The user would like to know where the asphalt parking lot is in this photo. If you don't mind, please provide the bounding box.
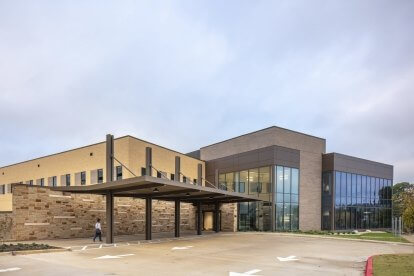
[0,232,413,276]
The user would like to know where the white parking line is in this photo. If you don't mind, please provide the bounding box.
[277,256,299,262]
[171,246,193,250]
[0,267,22,273]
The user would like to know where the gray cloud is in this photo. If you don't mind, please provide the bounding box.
[0,0,413,183]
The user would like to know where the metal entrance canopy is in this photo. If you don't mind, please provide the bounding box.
[54,175,261,204]
[53,175,261,243]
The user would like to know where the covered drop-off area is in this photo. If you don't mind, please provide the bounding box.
[49,134,262,244]
[53,175,260,243]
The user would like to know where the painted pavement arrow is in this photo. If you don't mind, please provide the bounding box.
[277,255,299,262]
[94,254,134,259]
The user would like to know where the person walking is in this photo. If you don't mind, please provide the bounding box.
[93,218,102,242]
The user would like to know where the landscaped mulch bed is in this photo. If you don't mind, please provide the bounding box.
[0,243,58,252]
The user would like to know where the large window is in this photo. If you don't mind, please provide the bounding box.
[275,166,299,231]
[97,169,103,183]
[322,172,333,230]
[81,172,86,185]
[116,166,122,180]
[232,165,298,232]
[65,174,71,186]
[219,167,271,194]
[52,176,57,187]
[332,171,392,230]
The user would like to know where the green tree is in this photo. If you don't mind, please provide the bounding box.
[392,182,412,217]
[402,186,414,233]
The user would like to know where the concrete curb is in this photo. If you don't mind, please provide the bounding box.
[365,256,373,276]
[0,248,70,256]
[253,232,414,246]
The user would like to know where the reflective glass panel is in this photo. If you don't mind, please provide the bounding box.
[259,167,270,194]
[362,176,367,204]
[240,170,248,194]
[225,172,234,192]
[291,168,299,194]
[284,167,291,194]
[276,166,284,193]
[341,172,347,206]
[248,169,259,194]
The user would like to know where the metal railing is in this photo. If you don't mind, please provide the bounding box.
[113,156,137,177]
[111,157,267,196]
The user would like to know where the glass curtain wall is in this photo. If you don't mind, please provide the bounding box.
[224,165,299,232]
[333,171,392,230]
[321,172,333,230]
[221,167,271,231]
[275,166,299,231]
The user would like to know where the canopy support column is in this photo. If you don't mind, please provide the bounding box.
[214,201,220,233]
[146,147,152,176]
[175,157,180,182]
[175,199,180,238]
[105,191,114,244]
[197,201,202,235]
[145,197,152,240]
[197,164,202,186]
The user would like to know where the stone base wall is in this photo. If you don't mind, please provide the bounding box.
[8,184,236,241]
[11,185,196,241]
[0,211,13,241]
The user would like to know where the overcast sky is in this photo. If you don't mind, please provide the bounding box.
[0,1,413,183]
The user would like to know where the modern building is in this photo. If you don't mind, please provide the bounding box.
[0,126,393,241]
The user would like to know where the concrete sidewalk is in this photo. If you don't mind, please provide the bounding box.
[7,231,219,249]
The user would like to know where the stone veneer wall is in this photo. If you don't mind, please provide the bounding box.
[202,203,237,231]
[11,185,197,241]
[0,211,13,241]
[9,185,237,241]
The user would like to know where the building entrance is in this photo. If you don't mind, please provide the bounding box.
[203,212,213,230]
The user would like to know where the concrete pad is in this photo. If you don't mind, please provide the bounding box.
[0,233,413,275]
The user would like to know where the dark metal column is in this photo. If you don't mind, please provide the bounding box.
[271,165,276,232]
[331,172,336,231]
[106,134,114,182]
[105,190,114,244]
[145,147,152,176]
[197,164,202,186]
[175,200,180,237]
[215,169,219,188]
[197,201,202,235]
[175,156,180,182]
[145,197,152,240]
[214,202,220,233]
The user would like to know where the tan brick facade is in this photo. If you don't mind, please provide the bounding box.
[0,136,205,212]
